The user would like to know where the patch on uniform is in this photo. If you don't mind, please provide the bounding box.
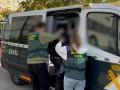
[28,34,38,41]
[71,50,83,58]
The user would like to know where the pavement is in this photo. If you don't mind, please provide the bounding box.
[0,48,53,90]
[0,65,31,90]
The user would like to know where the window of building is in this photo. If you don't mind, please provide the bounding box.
[87,13,118,54]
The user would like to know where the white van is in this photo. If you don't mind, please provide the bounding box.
[2,2,120,90]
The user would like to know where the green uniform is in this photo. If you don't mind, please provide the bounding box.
[27,32,60,64]
[61,47,87,80]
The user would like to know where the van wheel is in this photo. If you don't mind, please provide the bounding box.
[11,75,26,85]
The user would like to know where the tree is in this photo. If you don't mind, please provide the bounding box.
[0,9,12,21]
[0,9,12,30]
[19,0,119,11]
[0,14,3,20]
[19,0,82,11]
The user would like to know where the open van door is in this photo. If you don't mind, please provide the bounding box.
[80,8,120,90]
[46,8,81,87]
[2,14,46,84]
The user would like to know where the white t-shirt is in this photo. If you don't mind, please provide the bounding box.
[55,42,87,60]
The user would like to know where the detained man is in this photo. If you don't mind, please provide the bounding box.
[55,31,87,90]
[27,22,62,90]
[47,27,65,90]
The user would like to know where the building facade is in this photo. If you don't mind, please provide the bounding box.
[0,0,25,11]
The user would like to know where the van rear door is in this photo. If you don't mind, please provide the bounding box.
[3,14,45,79]
[80,8,120,90]
[17,15,44,75]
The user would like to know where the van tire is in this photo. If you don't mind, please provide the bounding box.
[11,75,26,85]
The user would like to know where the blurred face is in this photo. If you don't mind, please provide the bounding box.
[74,35,81,48]
[58,28,65,34]
[58,28,65,39]
[69,35,74,45]
[69,33,81,48]
[36,27,46,33]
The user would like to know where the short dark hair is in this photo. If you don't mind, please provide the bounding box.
[34,22,46,30]
[57,25,65,30]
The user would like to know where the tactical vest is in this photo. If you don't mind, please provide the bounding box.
[27,32,48,59]
[64,47,87,80]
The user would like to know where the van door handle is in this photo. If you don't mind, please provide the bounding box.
[105,58,110,61]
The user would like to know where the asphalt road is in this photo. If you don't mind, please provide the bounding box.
[0,65,31,90]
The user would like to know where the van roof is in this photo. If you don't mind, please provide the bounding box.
[9,1,120,18]
[9,5,82,18]
[90,1,120,11]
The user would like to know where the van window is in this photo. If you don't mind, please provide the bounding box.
[20,15,43,44]
[4,30,10,41]
[118,18,120,55]
[87,13,118,54]
[3,21,10,41]
[9,16,28,43]
[10,15,43,44]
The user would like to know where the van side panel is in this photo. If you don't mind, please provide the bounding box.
[86,58,120,90]
[2,15,44,80]
[2,43,28,77]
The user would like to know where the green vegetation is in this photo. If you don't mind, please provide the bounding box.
[19,0,119,11]
[18,0,81,11]
[0,0,119,20]
[0,9,12,20]
[0,9,12,30]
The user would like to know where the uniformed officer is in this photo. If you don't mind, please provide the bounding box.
[27,22,61,90]
[55,32,87,90]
